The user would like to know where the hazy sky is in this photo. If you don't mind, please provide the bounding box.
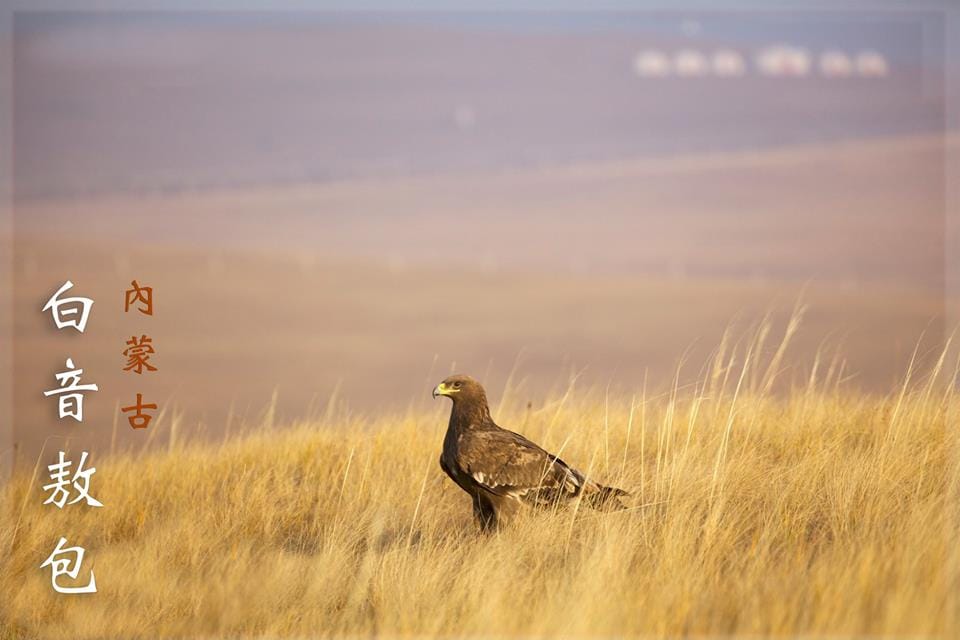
[13,9,945,198]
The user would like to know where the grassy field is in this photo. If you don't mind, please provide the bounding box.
[2,321,957,638]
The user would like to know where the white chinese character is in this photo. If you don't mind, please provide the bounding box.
[42,451,103,508]
[40,537,97,594]
[43,358,99,421]
[42,280,94,333]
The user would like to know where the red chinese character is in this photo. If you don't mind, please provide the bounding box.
[124,280,153,316]
[121,393,158,430]
[122,335,158,374]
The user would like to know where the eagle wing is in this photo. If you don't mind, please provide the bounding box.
[457,428,587,507]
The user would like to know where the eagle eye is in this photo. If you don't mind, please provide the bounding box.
[453,381,462,389]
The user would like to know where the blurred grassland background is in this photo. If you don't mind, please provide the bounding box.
[11,133,952,459]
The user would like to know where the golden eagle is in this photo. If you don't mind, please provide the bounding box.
[433,374,628,531]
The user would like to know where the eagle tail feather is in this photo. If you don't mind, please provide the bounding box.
[586,483,630,510]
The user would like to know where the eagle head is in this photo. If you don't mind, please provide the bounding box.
[432,374,486,404]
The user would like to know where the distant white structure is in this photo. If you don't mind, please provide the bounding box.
[712,49,746,77]
[632,44,886,81]
[856,50,889,77]
[756,45,811,77]
[674,49,709,77]
[633,50,671,78]
[820,51,854,78]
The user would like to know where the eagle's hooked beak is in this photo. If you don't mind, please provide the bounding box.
[432,382,456,399]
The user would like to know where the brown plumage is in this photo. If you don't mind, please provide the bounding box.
[433,374,628,531]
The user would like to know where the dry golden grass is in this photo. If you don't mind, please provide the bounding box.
[2,321,958,638]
